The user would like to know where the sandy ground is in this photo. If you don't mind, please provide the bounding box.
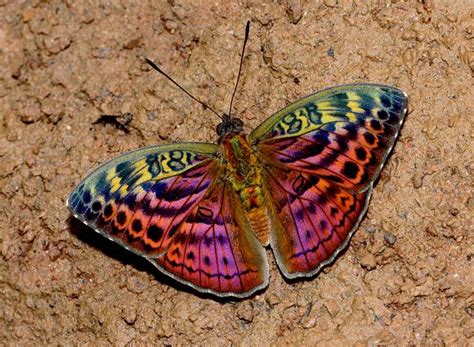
[1,0,473,345]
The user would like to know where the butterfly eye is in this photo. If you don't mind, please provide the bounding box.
[216,122,226,136]
[231,118,243,130]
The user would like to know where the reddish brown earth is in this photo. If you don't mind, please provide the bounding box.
[1,1,473,345]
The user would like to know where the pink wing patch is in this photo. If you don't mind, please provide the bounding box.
[259,120,394,193]
[85,160,217,257]
[155,182,268,297]
[265,167,370,277]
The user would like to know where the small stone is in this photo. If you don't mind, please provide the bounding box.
[464,304,474,317]
[147,111,157,121]
[171,301,190,320]
[122,307,137,325]
[324,0,337,7]
[22,9,35,22]
[126,275,146,294]
[463,325,474,339]
[40,98,64,124]
[157,320,173,338]
[302,317,316,329]
[365,226,376,234]
[285,0,303,24]
[19,101,42,124]
[98,47,108,58]
[48,248,61,261]
[384,233,397,246]
[360,253,376,270]
[449,208,459,216]
[44,32,71,54]
[324,299,340,317]
[164,19,178,33]
[266,293,281,308]
[236,302,254,322]
[123,35,142,50]
[412,173,423,188]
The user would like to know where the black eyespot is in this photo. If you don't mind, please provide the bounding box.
[117,211,127,225]
[131,219,142,232]
[116,211,127,225]
[370,119,382,131]
[377,109,389,120]
[364,132,376,145]
[91,201,102,212]
[342,161,359,179]
[355,147,367,161]
[104,204,113,218]
[82,190,92,204]
[147,224,163,242]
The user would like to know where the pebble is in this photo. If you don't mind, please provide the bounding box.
[384,233,397,246]
[266,293,281,308]
[324,299,340,317]
[360,253,376,270]
[122,307,137,325]
[365,226,376,234]
[324,0,337,7]
[236,302,254,323]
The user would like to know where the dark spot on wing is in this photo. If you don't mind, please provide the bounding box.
[131,219,142,232]
[342,161,359,179]
[147,224,163,242]
[117,211,127,225]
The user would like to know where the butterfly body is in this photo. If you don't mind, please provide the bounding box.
[68,83,408,298]
[221,133,271,245]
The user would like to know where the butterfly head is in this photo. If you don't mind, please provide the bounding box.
[216,114,243,137]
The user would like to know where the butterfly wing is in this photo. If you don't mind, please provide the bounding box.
[251,84,408,277]
[264,167,371,277]
[68,143,268,297]
[155,179,269,297]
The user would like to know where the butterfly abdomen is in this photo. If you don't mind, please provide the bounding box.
[238,184,270,245]
[246,204,270,246]
[221,133,271,245]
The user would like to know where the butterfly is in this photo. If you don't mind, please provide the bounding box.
[67,23,408,298]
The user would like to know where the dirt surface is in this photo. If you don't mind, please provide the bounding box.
[1,1,473,345]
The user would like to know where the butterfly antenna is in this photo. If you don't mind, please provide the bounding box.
[145,58,223,120]
[228,21,250,119]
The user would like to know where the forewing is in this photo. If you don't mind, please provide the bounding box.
[252,84,408,192]
[154,181,269,298]
[265,167,370,277]
[67,143,218,257]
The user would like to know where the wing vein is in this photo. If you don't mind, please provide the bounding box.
[279,185,310,268]
[272,149,354,185]
[212,223,222,291]
[159,169,213,249]
[220,188,244,292]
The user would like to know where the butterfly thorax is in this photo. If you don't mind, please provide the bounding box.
[220,133,270,246]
